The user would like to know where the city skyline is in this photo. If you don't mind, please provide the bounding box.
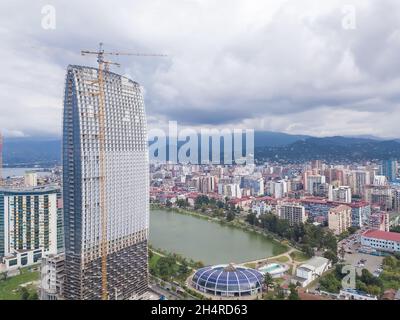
[1,0,400,306]
[1,1,400,139]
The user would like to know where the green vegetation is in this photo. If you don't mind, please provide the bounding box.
[290,251,309,263]
[149,247,203,284]
[390,225,400,233]
[273,256,289,263]
[379,255,400,291]
[337,227,358,241]
[319,266,343,293]
[323,250,339,264]
[263,273,274,293]
[288,283,300,300]
[247,212,338,260]
[319,258,400,298]
[0,268,39,300]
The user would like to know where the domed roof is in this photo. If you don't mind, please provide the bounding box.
[192,264,263,294]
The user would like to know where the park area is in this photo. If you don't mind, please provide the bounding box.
[0,268,40,300]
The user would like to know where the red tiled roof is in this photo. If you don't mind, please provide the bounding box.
[348,201,370,208]
[362,230,400,242]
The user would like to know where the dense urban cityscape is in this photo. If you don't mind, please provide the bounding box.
[1,2,400,314]
[1,137,400,300]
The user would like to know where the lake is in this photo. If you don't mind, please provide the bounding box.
[149,209,287,265]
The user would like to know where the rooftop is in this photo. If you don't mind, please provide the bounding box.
[329,204,351,214]
[300,256,330,270]
[0,185,60,194]
[362,229,400,242]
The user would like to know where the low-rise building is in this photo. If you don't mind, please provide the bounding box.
[291,256,331,287]
[361,230,400,253]
[40,253,65,300]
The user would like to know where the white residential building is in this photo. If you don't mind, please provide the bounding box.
[328,185,352,203]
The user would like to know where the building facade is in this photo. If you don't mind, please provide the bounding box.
[381,159,397,182]
[0,186,63,269]
[40,253,65,300]
[361,230,400,253]
[277,202,307,226]
[62,65,149,300]
[328,185,352,203]
[328,205,352,235]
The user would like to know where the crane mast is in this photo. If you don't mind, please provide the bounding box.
[80,42,165,300]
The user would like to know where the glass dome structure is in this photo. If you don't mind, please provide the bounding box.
[191,264,264,297]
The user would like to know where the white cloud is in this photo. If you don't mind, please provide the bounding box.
[0,0,399,138]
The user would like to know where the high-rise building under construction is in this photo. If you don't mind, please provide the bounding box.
[62,65,149,300]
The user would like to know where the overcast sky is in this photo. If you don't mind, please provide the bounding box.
[1,0,400,138]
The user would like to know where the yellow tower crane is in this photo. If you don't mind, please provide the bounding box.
[81,42,166,300]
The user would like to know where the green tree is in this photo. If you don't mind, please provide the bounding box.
[301,244,314,258]
[323,250,339,264]
[246,213,258,226]
[319,272,342,293]
[176,199,187,208]
[263,273,274,294]
[19,287,30,300]
[226,211,235,222]
[28,292,39,300]
[288,283,300,300]
[178,262,189,275]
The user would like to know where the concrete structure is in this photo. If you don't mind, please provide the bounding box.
[368,212,390,232]
[277,202,307,226]
[361,230,400,253]
[292,256,330,287]
[328,205,352,235]
[251,201,272,217]
[306,175,326,195]
[328,185,351,204]
[242,176,264,196]
[40,253,65,300]
[365,185,393,210]
[349,202,371,228]
[24,171,38,187]
[218,183,242,199]
[0,186,63,270]
[350,171,370,198]
[381,159,397,182]
[62,65,149,300]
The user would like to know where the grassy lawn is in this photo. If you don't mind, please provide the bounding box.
[273,256,289,263]
[290,251,309,263]
[0,268,39,300]
[244,263,257,269]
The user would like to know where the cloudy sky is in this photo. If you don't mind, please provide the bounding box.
[1,0,400,138]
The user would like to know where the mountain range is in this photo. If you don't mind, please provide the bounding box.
[2,132,399,166]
